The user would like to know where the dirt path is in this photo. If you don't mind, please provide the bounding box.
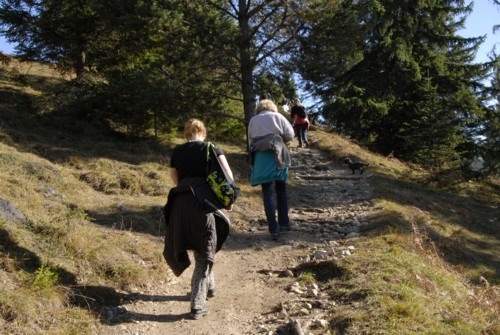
[97,141,376,335]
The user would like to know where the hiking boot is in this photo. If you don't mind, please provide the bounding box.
[190,307,210,320]
[280,225,292,233]
[207,288,216,298]
[271,233,279,241]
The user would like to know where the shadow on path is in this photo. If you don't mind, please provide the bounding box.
[115,311,192,323]
[70,286,193,324]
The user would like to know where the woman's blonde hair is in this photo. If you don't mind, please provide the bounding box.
[255,99,278,114]
[184,118,206,139]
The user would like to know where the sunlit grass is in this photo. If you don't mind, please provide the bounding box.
[310,128,499,334]
[0,59,498,335]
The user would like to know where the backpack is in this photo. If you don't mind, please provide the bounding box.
[206,142,240,208]
[297,106,307,119]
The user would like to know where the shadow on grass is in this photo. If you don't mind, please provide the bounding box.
[372,174,500,283]
[2,104,249,177]
[1,67,251,169]
[0,223,187,324]
[0,73,173,166]
[86,206,166,236]
[0,225,78,285]
[0,222,192,324]
[0,86,36,112]
[0,225,42,273]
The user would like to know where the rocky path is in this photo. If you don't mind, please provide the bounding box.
[96,141,377,335]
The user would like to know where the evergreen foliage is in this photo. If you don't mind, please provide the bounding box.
[296,0,497,174]
[0,0,156,77]
[254,69,298,104]
[203,0,304,122]
[1,0,498,175]
[474,52,500,176]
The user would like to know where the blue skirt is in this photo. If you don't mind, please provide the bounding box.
[250,151,288,186]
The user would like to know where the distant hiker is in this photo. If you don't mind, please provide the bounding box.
[290,99,309,148]
[248,99,295,241]
[163,119,234,320]
[259,93,272,101]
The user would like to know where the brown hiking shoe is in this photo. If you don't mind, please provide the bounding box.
[190,307,210,320]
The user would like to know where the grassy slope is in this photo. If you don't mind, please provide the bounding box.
[0,57,498,334]
[311,131,499,334]
[0,58,177,334]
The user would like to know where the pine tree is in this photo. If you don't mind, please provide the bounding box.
[474,52,500,176]
[0,0,165,78]
[204,0,304,123]
[297,0,494,169]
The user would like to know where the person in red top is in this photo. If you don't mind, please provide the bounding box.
[290,98,309,147]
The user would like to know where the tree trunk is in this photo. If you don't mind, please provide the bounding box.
[238,0,257,153]
[75,50,86,79]
[241,64,255,123]
[238,0,256,124]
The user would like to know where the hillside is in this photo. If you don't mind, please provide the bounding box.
[0,57,499,334]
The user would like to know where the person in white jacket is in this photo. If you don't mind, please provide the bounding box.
[248,99,295,241]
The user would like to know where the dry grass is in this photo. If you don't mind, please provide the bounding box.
[0,56,264,334]
[0,57,176,333]
[308,127,499,334]
[1,57,498,335]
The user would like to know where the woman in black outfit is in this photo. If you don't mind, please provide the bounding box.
[163,119,235,320]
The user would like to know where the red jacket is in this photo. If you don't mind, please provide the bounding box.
[293,114,309,127]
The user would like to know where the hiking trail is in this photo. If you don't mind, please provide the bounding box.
[97,139,377,335]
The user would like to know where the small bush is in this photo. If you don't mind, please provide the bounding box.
[32,263,60,290]
[299,271,316,284]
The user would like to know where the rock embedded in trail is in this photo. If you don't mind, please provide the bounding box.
[95,140,377,335]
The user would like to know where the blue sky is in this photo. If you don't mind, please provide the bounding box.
[0,1,498,62]
[459,1,499,62]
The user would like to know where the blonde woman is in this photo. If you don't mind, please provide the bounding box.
[163,119,234,319]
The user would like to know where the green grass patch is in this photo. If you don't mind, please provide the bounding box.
[312,129,499,334]
[1,60,498,334]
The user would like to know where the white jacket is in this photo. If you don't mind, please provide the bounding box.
[248,110,295,144]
